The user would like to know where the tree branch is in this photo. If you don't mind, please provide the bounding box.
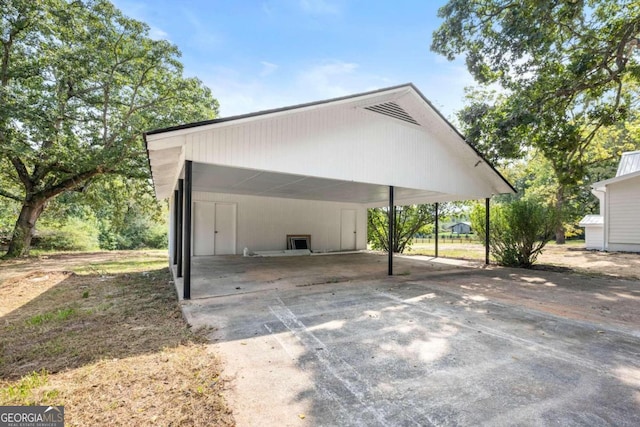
[40,167,108,200]
[0,187,22,201]
[10,157,32,191]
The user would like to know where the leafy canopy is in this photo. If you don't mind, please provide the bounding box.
[433,0,640,243]
[432,0,640,177]
[0,0,218,256]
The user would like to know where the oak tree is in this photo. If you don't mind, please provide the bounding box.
[432,0,640,243]
[0,0,218,257]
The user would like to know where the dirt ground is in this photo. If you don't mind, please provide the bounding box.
[0,250,233,426]
[536,245,640,280]
[2,247,639,426]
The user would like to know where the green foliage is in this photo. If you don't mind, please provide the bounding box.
[0,370,49,404]
[35,217,100,251]
[102,212,167,250]
[368,204,453,253]
[26,308,77,326]
[0,0,218,257]
[471,200,557,268]
[433,0,640,242]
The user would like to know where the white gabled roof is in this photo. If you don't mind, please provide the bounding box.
[145,83,515,204]
[616,150,640,177]
[592,151,640,191]
[579,215,604,227]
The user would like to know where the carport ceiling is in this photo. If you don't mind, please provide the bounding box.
[191,163,444,206]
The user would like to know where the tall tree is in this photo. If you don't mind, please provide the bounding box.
[0,0,218,257]
[432,0,640,243]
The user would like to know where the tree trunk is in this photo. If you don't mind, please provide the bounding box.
[4,198,46,258]
[554,186,566,244]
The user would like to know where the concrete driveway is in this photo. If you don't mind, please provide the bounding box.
[180,253,640,426]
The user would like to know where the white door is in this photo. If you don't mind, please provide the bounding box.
[193,202,215,256]
[214,203,236,255]
[341,209,357,250]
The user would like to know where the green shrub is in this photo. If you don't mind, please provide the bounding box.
[35,217,100,251]
[99,215,167,250]
[471,199,557,268]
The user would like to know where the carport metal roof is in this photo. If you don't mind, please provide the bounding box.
[145,83,515,205]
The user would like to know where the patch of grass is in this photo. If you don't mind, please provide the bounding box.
[1,370,49,404]
[408,245,492,261]
[0,250,233,426]
[26,307,77,326]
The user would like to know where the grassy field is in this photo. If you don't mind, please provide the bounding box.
[405,238,587,262]
[0,250,233,426]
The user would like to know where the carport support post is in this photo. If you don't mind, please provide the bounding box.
[177,179,184,278]
[388,186,394,276]
[172,189,179,265]
[485,197,490,265]
[434,202,439,258]
[183,161,193,300]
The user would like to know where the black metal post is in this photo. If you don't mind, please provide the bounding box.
[183,162,193,300]
[177,179,184,278]
[485,197,490,265]
[388,186,394,276]
[434,202,439,258]
[172,189,179,265]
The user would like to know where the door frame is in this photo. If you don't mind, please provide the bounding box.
[192,201,237,255]
[340,208,357,250]
[214,202,237,255]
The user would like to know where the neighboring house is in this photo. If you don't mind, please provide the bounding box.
[448,222,472,234]
[580,150,640,252]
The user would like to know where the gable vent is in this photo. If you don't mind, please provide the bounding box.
[364,101,420,126]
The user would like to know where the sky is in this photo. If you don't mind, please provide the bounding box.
[111,0,475,121]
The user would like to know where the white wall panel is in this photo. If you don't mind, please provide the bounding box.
[608,176,640,246]
[584,225,603,250]
[186,106,493,199]
[192,191,367,254]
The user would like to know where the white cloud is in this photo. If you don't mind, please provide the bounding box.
[260,61,279,76]
[149,26,169,40]
[200,59,393,118]
[296,60,360,98]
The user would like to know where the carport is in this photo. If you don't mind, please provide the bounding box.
[144,83,515,299]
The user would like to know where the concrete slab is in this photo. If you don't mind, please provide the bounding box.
[179,253,640,426]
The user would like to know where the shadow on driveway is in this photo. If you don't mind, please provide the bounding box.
[181,253,640,426]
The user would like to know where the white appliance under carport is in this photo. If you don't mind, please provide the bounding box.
[145,83,515,299]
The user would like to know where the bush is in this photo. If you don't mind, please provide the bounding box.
[471,199,557,268]
[35,217,100,251]
[99,215,167,250]
[368,205,435,253]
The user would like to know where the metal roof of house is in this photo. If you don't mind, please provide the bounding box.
[579,215,604,226]
[616,150,640,177]
[591,150,640,190]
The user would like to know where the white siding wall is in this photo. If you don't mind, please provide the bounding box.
[607,175,640,252]
[185,106,495,199]
[192,191,367,253]
[584,225,604,250]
